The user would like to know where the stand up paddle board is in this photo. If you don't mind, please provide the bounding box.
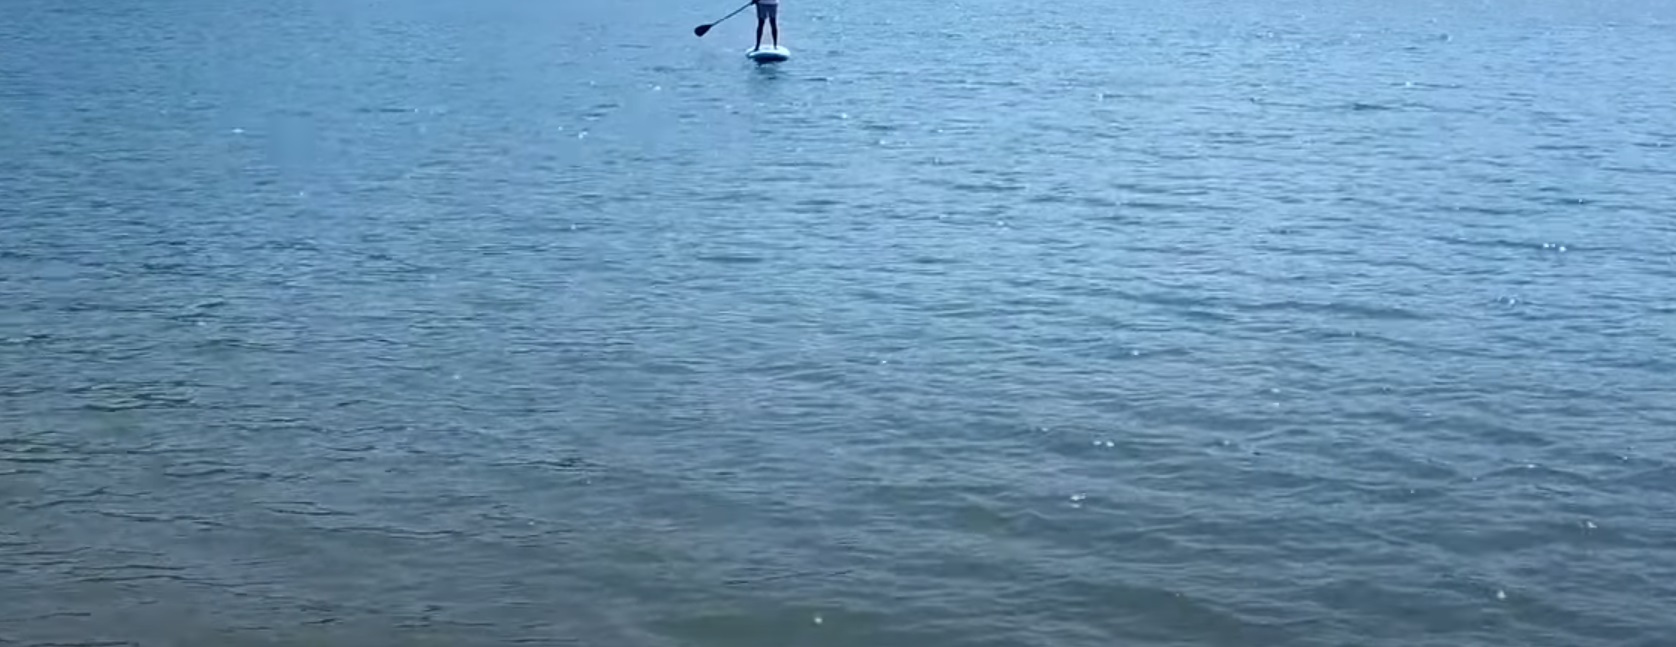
[747,45,790,63]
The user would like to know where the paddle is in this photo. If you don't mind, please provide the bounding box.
[693,0,754,37]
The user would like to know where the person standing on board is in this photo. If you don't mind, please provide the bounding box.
[753,0,779,51]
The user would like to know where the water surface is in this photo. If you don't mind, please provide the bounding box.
[3,0,1675,645]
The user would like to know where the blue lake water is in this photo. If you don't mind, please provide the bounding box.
[3,0,1675,645]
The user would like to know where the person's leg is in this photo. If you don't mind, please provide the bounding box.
[754,4,767,49]
[769,5,778,46]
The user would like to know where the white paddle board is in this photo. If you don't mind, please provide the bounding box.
[746,45,791,63]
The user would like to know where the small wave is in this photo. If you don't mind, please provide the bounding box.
[395,618,497,630]
[82,391,196,412]
[161,467,236,479]
[332,526,463,540]
[28,642,135,647]
[724,568,853,586]
[495,456,595,472]
[262,503,353,518]
[1,455,76,465]
[2,612,93,622]
[356,106,418,114]
[1116,199,1238,213]
[1348,101,1398,112]
[1241,299,1433,322]
[91,510,223,528]
[74,563,185,575]
[693,254,767,264]
[1474,462,1596,487]
[788,198,845,214]
[1600,164,1676,177]
[76,573,196,585]
[0,333,53,346]
[1443,204,1525,217]
[1427,235,1574,254]
[944,181,1025,194]
[1024,192,1119,208]
[19,487,115,510]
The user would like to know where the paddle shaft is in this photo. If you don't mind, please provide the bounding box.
[695,1,754,36]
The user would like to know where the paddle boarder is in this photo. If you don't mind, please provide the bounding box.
[752,0,779,51]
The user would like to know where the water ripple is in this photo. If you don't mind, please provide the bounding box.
[4,0,1676,645]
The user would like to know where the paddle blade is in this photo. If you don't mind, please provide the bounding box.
[694,23,713,37]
